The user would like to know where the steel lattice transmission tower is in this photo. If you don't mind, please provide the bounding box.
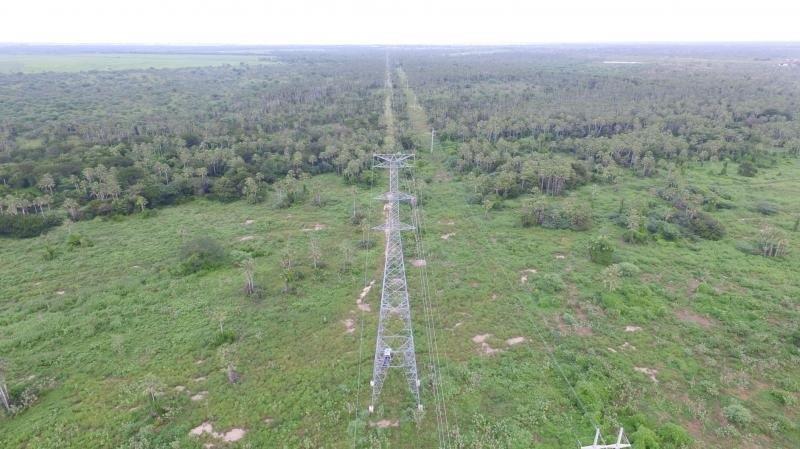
[368,153,422,413]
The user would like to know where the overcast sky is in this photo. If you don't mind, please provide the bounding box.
[1,0,799,45]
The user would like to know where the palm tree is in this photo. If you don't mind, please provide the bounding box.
[63,198,80,221]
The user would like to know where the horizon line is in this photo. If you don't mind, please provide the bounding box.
[2,41,800,48]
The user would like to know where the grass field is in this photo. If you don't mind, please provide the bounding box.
[0,53,276,73]
[1,152,799,447]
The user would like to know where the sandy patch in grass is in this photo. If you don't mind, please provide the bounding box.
[553,253,566,260]
[189,422,247,442]
[471,334,500,355]
[243,219,255,225]
[411,259,427,267]
[676,309,713,327]
[506,337,525,346]
[56,290,65,295]
[357,280,375,312]
[175,385,186,392]
[190,422,215,436]
[194,376,206,382]
[441,233,455,240]
[302,223,326,232]
[621,342,636,351]
[634,366,659,383]
[195,359,205,365]
[687,278,702,296]
[343,318,356,334]
[190,391,208,401]
[238,235,255,242]
[369,419,399,428]
[625,325,642,332]
[222,429,246,442]
[472,334,490,344]
[520,268,537,283]
[607,347,617,353]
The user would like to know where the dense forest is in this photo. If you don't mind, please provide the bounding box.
[0,50,387,235]
[2,46,799,238]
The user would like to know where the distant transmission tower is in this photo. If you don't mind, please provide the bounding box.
[369,153,422,413]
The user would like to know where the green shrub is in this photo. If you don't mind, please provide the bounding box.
[615,262,641,277]
[631,426,660,449]
[659,222,681,240]
[357,239,375,250]
[0,214,62,238]
[687,212,725,240]
[208,330,237,348]
[534,273,565,293]
[658,423,692,448]
[623,229,649,244]
[737,161,758,177]
[66,233,94,248]
[588,235,614,265]
[521,200,591,231]
[179,237,227,274]
[723,403,753,426]
[755,201,780,215]
[42,245,59,260]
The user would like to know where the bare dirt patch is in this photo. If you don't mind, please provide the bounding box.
[441,233,455,240]
[175,385,186,392]
[607,347,617,353]
[634,366,659,383]
[553,253,566,260]
[676,309,713,328]
[472,334,490,344]
[194,376,206,382]
[411,259,427,267]
[625,325,642,332]
[520,268,537,284]
[301,223,326,232]
[222,429,246,442]
[190,391,208,401]
[238,235,255,242]
[471,334,501,355]
[243,219,255,225]
[357,280,376,312]
[56,290,65,295]
[189,421,247,442]
[369,419,399,428]
[506,337,525,346]
[343,318,356,334]
[687,278,702,297]
[190,422,215,436]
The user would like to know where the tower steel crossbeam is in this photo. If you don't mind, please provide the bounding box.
[369,153,422,413]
